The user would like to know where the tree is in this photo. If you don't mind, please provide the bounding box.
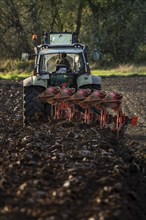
[0,0,30,57]
[87,0,146,62]
[0,0,146,63]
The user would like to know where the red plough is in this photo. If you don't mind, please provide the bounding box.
[38,87,138,139]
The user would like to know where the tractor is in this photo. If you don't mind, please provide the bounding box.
[23,32,137,139]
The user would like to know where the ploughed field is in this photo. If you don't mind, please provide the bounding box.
[0,76,146,220]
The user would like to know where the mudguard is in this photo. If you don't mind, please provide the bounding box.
[23,76,48,88]
[77,74,101,89]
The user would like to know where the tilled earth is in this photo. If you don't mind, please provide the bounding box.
[0,76,146,220]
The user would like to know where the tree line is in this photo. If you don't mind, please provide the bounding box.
[0,0,146,64]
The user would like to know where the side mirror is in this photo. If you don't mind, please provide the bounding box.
[21,53,29,61]
[93,50,100,61]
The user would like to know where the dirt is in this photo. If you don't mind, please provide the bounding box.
[0,76,146,220]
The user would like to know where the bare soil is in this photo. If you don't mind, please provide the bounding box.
[0,76,146,220]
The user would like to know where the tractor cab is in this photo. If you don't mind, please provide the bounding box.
[38,47,86,74]
[24,32,101,89]
[34,32,90,76]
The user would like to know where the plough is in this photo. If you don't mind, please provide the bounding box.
[38,87,138,139]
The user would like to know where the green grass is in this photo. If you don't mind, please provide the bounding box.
[0,72,31,80]
[92,70,146,77]
[92,64,146,77]
[0,69,146,81]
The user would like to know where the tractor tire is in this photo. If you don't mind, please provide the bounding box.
[23,86,46,125]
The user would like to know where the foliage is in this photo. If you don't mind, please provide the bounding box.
[0,59,34,73]
[0,0,146,63]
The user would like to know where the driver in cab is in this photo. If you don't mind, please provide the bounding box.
[56,53,71,71]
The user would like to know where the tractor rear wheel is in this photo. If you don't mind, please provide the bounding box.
[23,86,46,125]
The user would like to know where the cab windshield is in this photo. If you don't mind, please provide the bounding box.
[39,53,84,74]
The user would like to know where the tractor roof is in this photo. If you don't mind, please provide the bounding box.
[39,47,83,55]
